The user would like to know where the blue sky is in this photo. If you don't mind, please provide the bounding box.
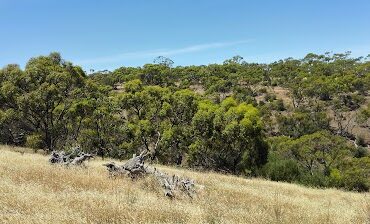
[1,0,370,71]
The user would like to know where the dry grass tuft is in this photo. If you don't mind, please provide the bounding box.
[0,145,369,224]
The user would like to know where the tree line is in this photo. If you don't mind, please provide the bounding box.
[0,52,369,191]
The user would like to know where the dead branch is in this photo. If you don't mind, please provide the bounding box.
[103,152,198,198]
[49,146,94,166]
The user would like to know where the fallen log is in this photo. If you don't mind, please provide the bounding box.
[49,146,93,166]
[152,168,196,198]
[69,153,94,166]
[103,153,146,178]
[102,162,129,178]
[103,153,197,198]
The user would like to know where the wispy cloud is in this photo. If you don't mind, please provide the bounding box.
[76,40,253,65]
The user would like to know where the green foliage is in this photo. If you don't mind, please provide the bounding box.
[264,93,276,102]
[299,172,330,188]
[1,51,369,192]
[271,99,285,111]
[125,79,143,93]
[0,53,86,150]
[357,103,370,127]
[340,157,370,192]
[139,64,173,86]
[25,133,44,149]
[355,136,367,147]
[277,107,330,138]
[262,152,301,182]
[353,147,369,158]
[118,84,199,164]
[267,132,370,191]
[188,97,268,174]
[232,86,257,105]
[281,131,351,175]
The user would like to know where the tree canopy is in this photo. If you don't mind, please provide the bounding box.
[1,51,369,191]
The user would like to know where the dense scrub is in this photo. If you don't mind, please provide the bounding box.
[0,52,369,191]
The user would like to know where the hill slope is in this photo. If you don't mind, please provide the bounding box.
[0,146,369,224]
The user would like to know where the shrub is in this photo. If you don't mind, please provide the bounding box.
[271,80,278,86]
[355,136,367,147]
[328,168,344,188]
[264,93,277,102]
[272,99,285,111]
[299,172,330,188]
[353,146,369,158]
[341,157,370,192]
[25,133,44,150]
[259,87,267,94]
[262,153,301,182]
[342,171,369,192]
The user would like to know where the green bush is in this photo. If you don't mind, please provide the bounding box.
[259,87,267,94]
[272,99,285,111]
[353,146,369,158]
[342,171,369,192]
[264,93,277,102]
[355,136,367,147]
[299,172,330,188]
[25,133,44,150]
[328,168,344,188]
[341,157,370,192]
[262,153,301,182]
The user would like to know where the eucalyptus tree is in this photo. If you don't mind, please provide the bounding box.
[0,52,86,151]
[188,97,268,174]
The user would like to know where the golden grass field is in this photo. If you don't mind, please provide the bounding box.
[0,145,369,224]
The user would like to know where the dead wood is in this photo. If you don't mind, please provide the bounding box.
[49,146,94,166]
[103,152,197,198]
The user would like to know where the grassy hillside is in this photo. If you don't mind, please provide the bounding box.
[0,146,369,224]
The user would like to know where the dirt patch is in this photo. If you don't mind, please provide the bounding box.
[272,86,293,107]
[189,84,205,95]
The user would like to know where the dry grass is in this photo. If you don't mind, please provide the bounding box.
[0,145,369,224]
